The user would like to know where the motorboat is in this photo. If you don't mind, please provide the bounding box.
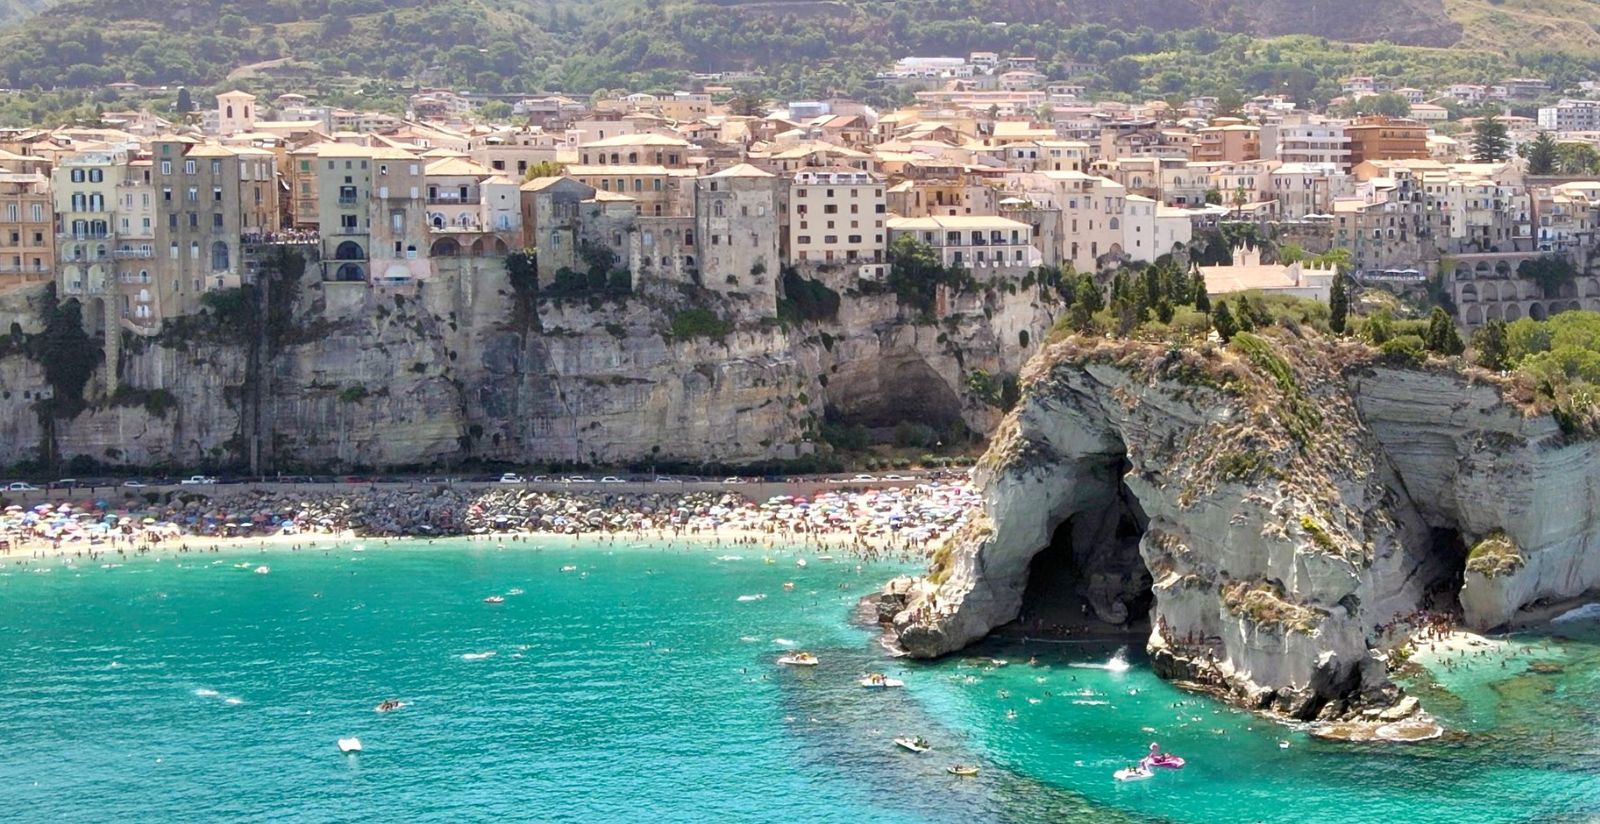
[777,652,819,667]
[947,765,980,777]
[253,565,270,575]
[1114,765,1154,782]
[795,558,807,568]
[894,736,932,753]
[337,737,363,754]
[483,595,505,604]
[859,673,904,689]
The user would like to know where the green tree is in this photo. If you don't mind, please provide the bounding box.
[1364,309,1394,345]
[1424,307,1465,356]
[1556,142,1600,175]
[506,249,537,295]
[1329,274,1349,335]
[1211,300,1238,343]
[521,160,567,182]
[1190,271,1211,313]
[1473,319,1510,370]
[1232,296,1256,331]
[728,94,768,117]
[1470,116,1511,163]
[1203,188,1223,206]
[175,86,193,113]
[1525,131,1558,175]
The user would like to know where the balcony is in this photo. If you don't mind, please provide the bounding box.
[113,248,153,259]
[337,196,360,206]
[58,231,110,240]
[426,193,473,205]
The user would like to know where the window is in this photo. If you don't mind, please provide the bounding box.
[189,241,200,259]
[213,187,223,202]
[848,235,862,244]
[184,160,196,175]
[213,213,223,229]
[211,160,222,176]
[187,187,198,202]
[823,205,837,214]
[188,213,198,228]
[341,214,357,230]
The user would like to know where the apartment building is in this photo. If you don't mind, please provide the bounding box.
[1191,123,1260,163]
[786,167,887,277]
[0,171,52,291]
[1346,117,1429,168]
[149,139,278,314]
[884,215,1041,275]
[1537,100,1600,133]
[1260,118,1350,170]
[52,148,128,301]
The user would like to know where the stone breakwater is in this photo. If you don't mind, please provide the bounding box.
[884,333,1599,738]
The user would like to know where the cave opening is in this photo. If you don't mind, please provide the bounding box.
[1017,458,1155,637]
[1422,527,1469,618]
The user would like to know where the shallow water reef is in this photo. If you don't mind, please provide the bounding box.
[890,330,1599,727]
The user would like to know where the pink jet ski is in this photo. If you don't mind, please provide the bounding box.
[1140,742,1186,770]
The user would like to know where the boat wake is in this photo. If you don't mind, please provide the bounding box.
[461,651,497,661]
[1069,648,1133,674]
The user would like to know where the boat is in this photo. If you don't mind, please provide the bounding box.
[337,737,363,754]
[894,736,932,753]
[374,700,406,713]
[1114,765,1154,782]
[560,565,577,572]
[1145,753,1185,769]
[859,673,905,689]
[782,582,795,591]
[947,765,980,777]
[1278,740,1291,750]
[253,565,270,575]
[483,595,505,604]
[777,652,819,667]
[795,558,807,568]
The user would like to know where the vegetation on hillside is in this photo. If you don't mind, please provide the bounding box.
[1,0,1598,122]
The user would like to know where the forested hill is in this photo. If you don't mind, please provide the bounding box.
[0,0,1597,101]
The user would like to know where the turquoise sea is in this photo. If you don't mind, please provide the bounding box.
[1,538,1597,823]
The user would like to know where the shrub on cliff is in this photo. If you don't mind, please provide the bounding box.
[1466,531,1525,578]
[668,308,732,342]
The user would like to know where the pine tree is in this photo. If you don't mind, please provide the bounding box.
[1211,301,1238,343]
[175,87,193,114]
[1471,116,1511,163]
[1329,274,1349,334]
[1075,274,1103,313]
[1526,131,1558,175]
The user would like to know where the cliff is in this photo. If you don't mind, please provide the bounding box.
[890,330,1598,730]
[0,260,1058,472]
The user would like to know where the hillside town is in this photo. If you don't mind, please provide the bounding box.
[3,53,1600,346]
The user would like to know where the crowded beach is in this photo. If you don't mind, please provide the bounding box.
[0,480,981,562]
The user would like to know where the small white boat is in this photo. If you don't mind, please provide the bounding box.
[947,764,979,777]
[1114,766,1154,782]
[795,558,807,568]
[483,595,505,604]
[894,737,931,753]
[337,737,362,754]
[1278,740,1291,750]
[560,565,577,572]
[253,565,270,575]
[777,652,819,667]
[859,674,904,689]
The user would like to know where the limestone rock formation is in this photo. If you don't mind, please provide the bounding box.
[892,330,1598,724]
[0,261,1058,471]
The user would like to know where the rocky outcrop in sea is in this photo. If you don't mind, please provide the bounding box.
[886,330,1599,734]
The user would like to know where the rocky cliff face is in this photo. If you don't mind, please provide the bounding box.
[0,261,1058,471]
[891,331,1597,727]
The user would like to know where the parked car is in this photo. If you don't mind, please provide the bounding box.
[122,480,148,489]
[498,473,525,484]
[53,478,79,489]
[881,474,911,481]
[850,474,877,482]
[179,476,218,485]
[599,476,624,484]
[5,482,38,492]
[565,476,596,484]
[530,475,549,483]
[722,477,746,485]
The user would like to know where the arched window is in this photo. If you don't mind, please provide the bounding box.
[334,263,364,281]
[334,241,365,260]
[431,238,459,257]
[211,241,230,272]
[226,105,234,118]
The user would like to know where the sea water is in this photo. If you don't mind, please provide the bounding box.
[0,539,1596,823]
